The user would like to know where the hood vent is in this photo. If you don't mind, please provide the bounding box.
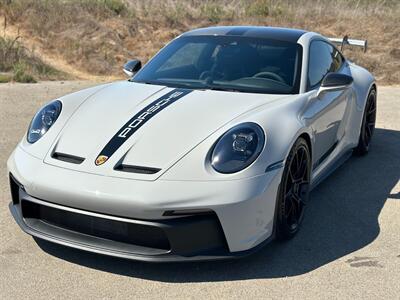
[52,152,85,164]
[115,164,161,175]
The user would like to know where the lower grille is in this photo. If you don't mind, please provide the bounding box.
[11,184,229,259]
[21,200,170,251]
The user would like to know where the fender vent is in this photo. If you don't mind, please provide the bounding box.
[115,164,161,174]
[52,152,85,164]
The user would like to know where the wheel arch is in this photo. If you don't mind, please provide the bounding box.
[358,82,377,135]
[284,130,313,166]
[298,132,312,161]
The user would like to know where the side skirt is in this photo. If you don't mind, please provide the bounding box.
[310,149,353,191]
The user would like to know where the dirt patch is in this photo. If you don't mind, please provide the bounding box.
[1,0,399,84]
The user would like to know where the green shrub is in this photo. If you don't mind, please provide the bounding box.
[246,0,270,17]
[245,0,285,17]
[79,0,128,16]
[102,0,127,15]
[0,36,23,72]
[0,36,63,82]
[164,2,189,25]
[13,63,37,83]
[200,3,225,23]
[0,74,12,83]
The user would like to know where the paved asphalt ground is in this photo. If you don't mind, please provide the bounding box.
[0,82,399,299]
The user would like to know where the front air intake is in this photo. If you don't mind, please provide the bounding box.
[9,173,21,205]
[114,164,161,174]
[52,152,85,164]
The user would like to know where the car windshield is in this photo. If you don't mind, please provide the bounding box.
[132,35,302,94]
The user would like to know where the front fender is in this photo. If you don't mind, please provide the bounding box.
[161,94,309,181]
[18,83,112,160]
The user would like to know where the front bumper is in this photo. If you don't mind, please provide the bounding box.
[8,146,283,261]
[10,180,236,261]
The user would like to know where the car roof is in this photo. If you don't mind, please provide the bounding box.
[181,26,308,43]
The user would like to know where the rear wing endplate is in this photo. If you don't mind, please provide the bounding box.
[328,35,368,52]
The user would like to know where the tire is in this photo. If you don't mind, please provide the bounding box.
[354,88,377,156]
[276,137,311,240]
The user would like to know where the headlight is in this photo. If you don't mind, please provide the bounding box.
[211,122,265,174]
[27,100,62,143]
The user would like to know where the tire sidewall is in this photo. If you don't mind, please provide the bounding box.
[356,88,377,155]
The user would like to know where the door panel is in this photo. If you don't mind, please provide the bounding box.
[308,89,349,168]
[305,39,351,168]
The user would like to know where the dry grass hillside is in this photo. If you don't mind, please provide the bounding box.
[0,0,399,84]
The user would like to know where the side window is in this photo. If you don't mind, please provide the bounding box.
[308,41,343,90]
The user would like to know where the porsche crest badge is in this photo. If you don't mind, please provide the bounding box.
[95,155,108,166]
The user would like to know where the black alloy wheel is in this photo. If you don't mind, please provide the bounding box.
[354,88,377,155]
[276,138,311,240]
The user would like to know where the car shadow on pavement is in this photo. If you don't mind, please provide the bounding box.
[35,128,400,282]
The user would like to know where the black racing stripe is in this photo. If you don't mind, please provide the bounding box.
[226,27,250,36]
[96,88,192,165]
[182,27,307,43]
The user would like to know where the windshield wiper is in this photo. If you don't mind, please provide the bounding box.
[138,80,204,90]
[134,79,242,92]
[130,79,157,85]
[206,86,241,92]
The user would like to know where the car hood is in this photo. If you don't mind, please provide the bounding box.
[45,81,288,180]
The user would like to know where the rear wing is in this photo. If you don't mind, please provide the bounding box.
[328,35,368,53]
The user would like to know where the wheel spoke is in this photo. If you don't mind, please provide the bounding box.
[368,100,376,114]
[365,96,376,143]
[291,150,307,182]
[298,159,307,180]
[285,196,296,219]
[366,125,372,139]
[297,149,304,170]
[284,189,293,201]
[368,124,375,135]
[292,192,302,205]
[288,167,295,183]
[294,152,300,171]
[299,183,309,204]
[289,200,297,219]
[367,112,376,122]
[363,95,376,145]
[298,179,309,186]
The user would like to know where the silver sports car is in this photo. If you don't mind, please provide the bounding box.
[8,26,376,261]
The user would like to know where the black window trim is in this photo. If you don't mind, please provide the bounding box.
[306,38,346,92]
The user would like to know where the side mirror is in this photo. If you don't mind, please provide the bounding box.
[317,73,353,98]
[123,59,141,77]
